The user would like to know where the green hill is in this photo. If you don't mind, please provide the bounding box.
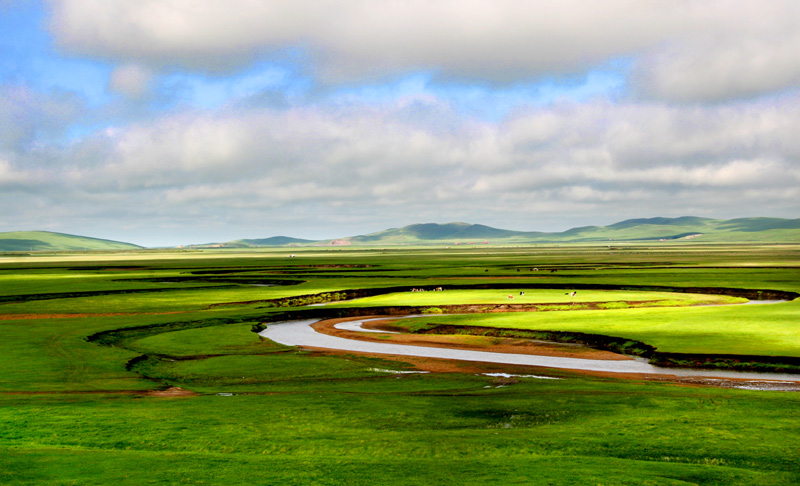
[194,216,800,247]
[349,223,545,244]
[0,231,142,252]
[334,217,800,245]
[549,217,800,243]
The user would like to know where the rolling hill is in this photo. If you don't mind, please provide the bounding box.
[219,217,800,247]
[0,231,142,252]
[11,217,796,251]
[551,217,800,243]
[348,223,546,245]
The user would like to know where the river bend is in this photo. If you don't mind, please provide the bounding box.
[260,317,800,382]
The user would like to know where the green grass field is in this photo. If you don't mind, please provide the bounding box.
[1,243,799,485]
[390,299,800,356]
[328,288,745,307]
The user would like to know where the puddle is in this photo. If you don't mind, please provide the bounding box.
[742,300,788,305]
[370,368,429,374]
[482,372,561,380]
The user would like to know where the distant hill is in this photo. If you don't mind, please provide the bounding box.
[552,217,800,243]
[231,236,316,247]
[215,217,800,247]
[29,217,793,251]
[0,231,143,252]
[348,222,546,245]
[183,236,317,249]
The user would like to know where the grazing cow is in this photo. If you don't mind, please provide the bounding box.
[507,294,514,300]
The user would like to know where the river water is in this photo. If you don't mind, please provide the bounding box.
[259,317,800,383]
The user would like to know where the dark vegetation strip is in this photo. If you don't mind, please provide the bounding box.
[0,285,242,304]
[117,277,304,286]
[67,266,148,271]
[649,353,800,374]
[187,265,373,275]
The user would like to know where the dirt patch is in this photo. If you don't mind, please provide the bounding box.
[2,387,201,397]
[313,317,632,361]
[142,386,198,398]
[0,390,145,395]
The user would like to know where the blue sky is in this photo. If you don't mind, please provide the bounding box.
[1,0,798,246]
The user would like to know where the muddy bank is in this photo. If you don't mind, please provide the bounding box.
[415,324,655,359]
[650,352,800,374]
[314,317,631,361]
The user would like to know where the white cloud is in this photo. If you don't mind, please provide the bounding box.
[107,64,154,99]
[3,91,789,241]
[632,8,800,101]
[48,0,319,70]
[0,84,82,151]
[0,158,26,185]
[48,0,800,102]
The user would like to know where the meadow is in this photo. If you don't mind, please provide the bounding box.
[1,243,799,485]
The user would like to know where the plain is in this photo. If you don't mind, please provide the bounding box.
[0,243,798,485]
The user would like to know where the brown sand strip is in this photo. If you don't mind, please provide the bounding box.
[313,316,632,361]
[0,311,187,320]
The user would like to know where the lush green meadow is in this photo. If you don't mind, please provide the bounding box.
[330,288,745,307]
[1,244,799,485]
[392,299,800,357]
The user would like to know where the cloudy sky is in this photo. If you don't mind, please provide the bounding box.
[2,0,799,246]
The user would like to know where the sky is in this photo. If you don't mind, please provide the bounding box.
[1,0,799,247]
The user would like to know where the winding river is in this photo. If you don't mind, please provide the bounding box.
[259,316,800,383]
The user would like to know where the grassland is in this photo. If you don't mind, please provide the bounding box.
[331,288,744,306]
[1,243,799,485]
